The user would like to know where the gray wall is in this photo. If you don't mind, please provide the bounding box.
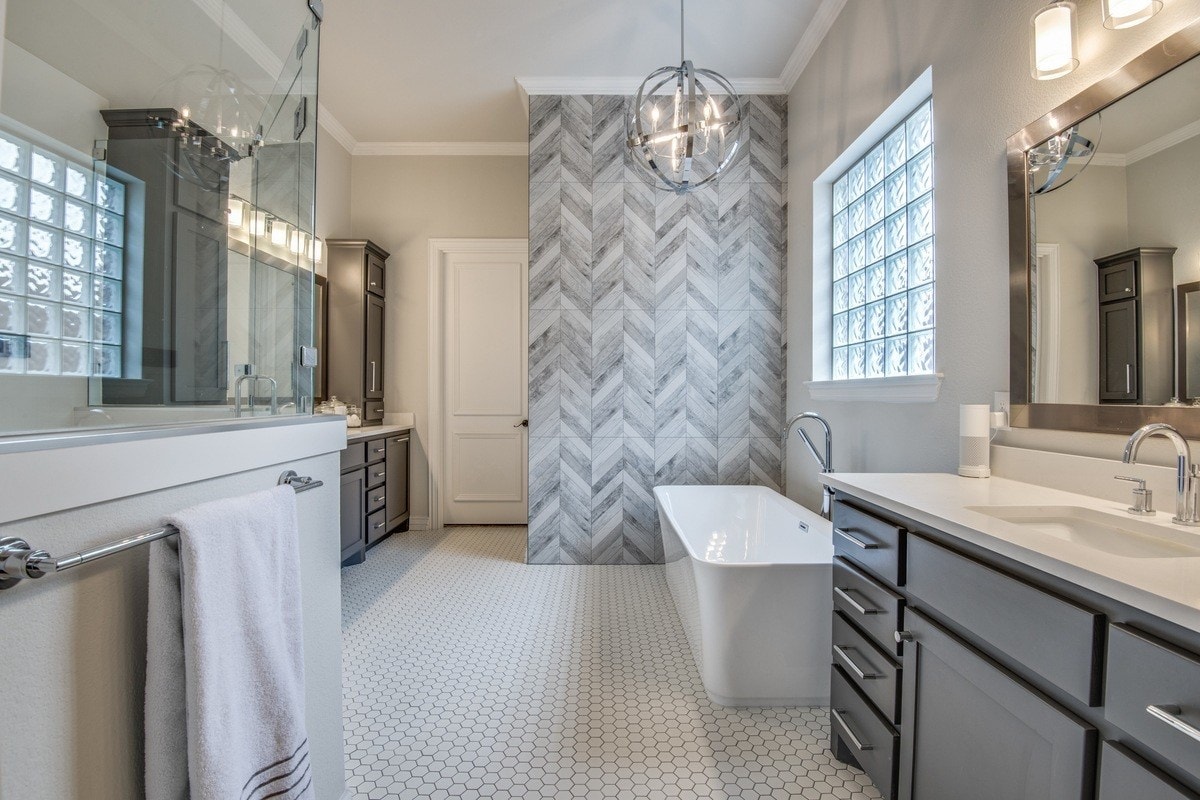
[527,94,788,565]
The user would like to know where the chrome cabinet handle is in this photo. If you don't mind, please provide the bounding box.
[835,528,878,550]
[370,361,377,391]
[831,708,873,751]
[834,586,878,616]
[1147,705,1200,744]
[1126,364,1132,394]
[834,645,881,681]
[374,471,385,479]
[895,630,914,644]
[372,494,384,503]
[373,521,385,530]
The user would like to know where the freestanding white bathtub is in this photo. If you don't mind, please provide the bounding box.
[654,484,834,707]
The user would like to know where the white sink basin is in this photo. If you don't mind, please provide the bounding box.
[965,505,1200,559]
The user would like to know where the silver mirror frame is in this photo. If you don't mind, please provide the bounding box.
[1007,18,1200,437]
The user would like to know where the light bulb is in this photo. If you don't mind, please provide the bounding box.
[1031,2,1079,80]
[270,219,288,247]
[1102,0,1162,29]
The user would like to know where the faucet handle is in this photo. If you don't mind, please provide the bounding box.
[1115,475,1155,516]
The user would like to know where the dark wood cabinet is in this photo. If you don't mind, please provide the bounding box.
[1095,247,1176,405]
[326,239,390,423]
[99,108,231,405]
[897,610,1096,800]
[340,428,411,566]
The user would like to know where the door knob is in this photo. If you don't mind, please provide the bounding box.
[514,419,529,428]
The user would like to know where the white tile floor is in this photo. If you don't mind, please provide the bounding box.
[341,526,881,800]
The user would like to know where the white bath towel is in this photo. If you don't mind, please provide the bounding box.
[145,485,313,800]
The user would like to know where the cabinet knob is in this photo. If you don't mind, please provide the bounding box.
[895,630,914,644]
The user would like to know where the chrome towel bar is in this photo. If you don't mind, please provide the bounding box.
[0,470,323,590]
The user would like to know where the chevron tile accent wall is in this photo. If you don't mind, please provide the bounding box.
[528,94,787,565]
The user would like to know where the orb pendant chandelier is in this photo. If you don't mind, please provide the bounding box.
[627,0,745,194]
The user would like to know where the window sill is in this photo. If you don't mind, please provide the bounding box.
[805,374,944,403]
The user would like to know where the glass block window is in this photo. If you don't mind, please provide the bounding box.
[0,127,125,378]
[831,99,934,380]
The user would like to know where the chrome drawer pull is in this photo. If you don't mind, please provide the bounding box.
[834,645,881,681]
[373,522,385,530]
[1147,705,1200,744]
[835,528,878,550]
[834,586,879,616]
[374,471,386,479]
[831,708,873,751]
[372,494,384,503]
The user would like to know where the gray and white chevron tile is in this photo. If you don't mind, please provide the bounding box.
[717,309,750,440]
[623,306,655,441]
[530,182,562,309]
[561,181,593,310]
[622,435,658,563]
[529,95,562,185]
[685,306,718,440]
[590,436,625,563]
[654,191,687,310]
[591,182,624,309]
[561,95,592,185]
[623,180,655,310]
[529,308,561,438]
[654,307,687,439]
[591,96,626,184]
[528,435,562,564]
[591,309,623,439]
[560,436,593,563]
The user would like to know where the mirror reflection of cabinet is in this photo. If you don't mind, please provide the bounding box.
[326,239,389,425]
[1094,248,1175,406]
[1177,282,1200,403]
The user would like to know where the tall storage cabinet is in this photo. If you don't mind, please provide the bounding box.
[1094,247,1176,405]
[326,239,389,424]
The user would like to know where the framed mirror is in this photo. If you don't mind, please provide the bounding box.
[1008,19,1200,437]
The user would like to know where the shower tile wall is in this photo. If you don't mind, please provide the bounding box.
[528,95,787,565]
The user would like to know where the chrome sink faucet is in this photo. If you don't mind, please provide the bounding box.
[1122,423,1200,526]
[783,412,834,519]
[233,370,279,418]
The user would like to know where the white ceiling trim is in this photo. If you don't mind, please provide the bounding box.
[317,103,359,153]
[780,0,849,91]
[354,142,528,157]
[1089,154,1128,167]
[1125,118,1200,165]
[515,76,788,96]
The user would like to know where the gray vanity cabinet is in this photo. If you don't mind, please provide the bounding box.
[340,466,366,566]
[385,433,410,532]
[340,430,410,566]
[1099,743,1196,800]
[897,609,1096,800]
[327,239,390,424]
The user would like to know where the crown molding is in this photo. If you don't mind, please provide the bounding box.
[781,0,849,91]
[515,76,787,97]
[1125,118,1200,165]
[353,141,528,157]
[317,104,358,153]
[1088,153,1128,167]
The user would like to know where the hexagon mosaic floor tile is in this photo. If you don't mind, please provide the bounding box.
[341,526,881,800]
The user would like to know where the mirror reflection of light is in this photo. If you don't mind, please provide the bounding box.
[705,530,728,562]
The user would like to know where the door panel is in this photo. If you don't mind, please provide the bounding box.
[898,610,1095,800]
[365,293,384,401]
[1100,298,1137,403]
[386,434,410,531]
[443,246,528,525]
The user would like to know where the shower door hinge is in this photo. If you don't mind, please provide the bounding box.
[307,0,324,24]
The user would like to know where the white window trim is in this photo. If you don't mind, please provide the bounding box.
[808,67,941,403]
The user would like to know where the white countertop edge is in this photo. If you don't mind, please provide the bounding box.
[0,417,348,524]
[346,424,414,443]
[821,472,1200,635]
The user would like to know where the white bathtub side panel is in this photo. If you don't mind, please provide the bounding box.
[660,503,705,674]
[693,561,833,706]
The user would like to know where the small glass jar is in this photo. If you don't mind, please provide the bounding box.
[346,404,362,427]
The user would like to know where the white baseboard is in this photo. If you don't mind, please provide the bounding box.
[409,515,430,531]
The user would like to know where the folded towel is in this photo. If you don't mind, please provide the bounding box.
[145,485,312,800]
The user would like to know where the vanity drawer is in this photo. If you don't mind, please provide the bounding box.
[1099,742,1198,800]
[833,556,905,658]
[341,442,366,472]
[831,665,898,800]
[365,508,388,546]
[834,611,901,724]
[906,534,1103,706]
[364,401,385,424]
[1106,624,1200,785]
[365,438,388,464]
[832,499,905,587]
[366,485,386,514]
[366,463,387,490]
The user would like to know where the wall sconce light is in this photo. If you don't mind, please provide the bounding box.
[1102,0,1162,29]
[251,210,267,237]
[227,197,246,229]
[1031,2,1080,80]
[289,229,307,256]
[311,238,323,264]
[270,218,289,247]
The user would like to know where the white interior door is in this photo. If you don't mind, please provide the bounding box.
[442,245,528,524]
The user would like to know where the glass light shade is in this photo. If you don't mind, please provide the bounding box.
[288,229,307,255]
[251,211,267,237]
[227,197,245,229]
[269,219,288,247]
[312,239,323,263]
[1102,0,1162,29]
[1031,2,1079,80]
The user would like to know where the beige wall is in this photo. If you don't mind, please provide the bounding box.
[315,123,352,250]
[1127,134,1200,284]
[350,155,529,522]
[785,0,1200,510]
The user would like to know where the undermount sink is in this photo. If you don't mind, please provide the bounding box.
[965,505,1200,559]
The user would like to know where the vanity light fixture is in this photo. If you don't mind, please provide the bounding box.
[270,218,289,247]
[626,0,744,193]
[289,229,307,256]
[1102,0,1163,29]
[227,197,246,229]
[311,238,323,264]
[1031,1,1080,80]
[251,210,267,238]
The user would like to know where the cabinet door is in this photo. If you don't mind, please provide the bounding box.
[365,293,385,400]
[1099,261,1137,303]
[386,434,410,531]
[1098,743,1198,800]
[340,469,366,566]
[366,253,386,297]
[898,610,1095,800]
[1100,298,1138,403]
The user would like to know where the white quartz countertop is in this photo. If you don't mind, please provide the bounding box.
[821,472,1200,634]
[346,423,413,443]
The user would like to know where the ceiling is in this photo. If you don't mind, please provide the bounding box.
[1091,54,1200,158]
[317,0,832,146]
